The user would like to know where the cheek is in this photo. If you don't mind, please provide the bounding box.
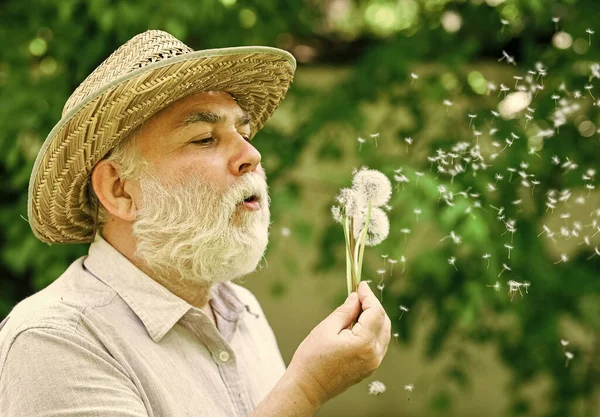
[172,155,231,189]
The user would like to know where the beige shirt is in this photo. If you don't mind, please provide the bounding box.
[0,236,286,416]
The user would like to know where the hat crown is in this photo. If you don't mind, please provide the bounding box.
[63,30,193,116]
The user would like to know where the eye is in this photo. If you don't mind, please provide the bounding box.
[191,137,214,145]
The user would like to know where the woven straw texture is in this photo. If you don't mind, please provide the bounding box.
[28,30,296,244]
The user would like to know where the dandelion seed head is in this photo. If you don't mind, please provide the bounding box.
[404,384,415,392]
[331,206,343,224]
[335,188,358,217]
[352,168,392,208]
[353,207,390,247]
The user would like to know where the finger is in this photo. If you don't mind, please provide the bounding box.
[325,292,361,333]
[354,282,386,336]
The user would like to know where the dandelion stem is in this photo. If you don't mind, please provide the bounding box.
[342,216,357,295]
[355,200,373,284]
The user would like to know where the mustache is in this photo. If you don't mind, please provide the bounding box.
[222,171,269,209]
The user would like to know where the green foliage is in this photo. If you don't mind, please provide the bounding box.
[1,0,600,416]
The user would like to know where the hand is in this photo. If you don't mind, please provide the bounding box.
[287,281,391,409]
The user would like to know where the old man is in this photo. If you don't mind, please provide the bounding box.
[0,30,391,416]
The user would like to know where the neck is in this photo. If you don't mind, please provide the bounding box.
[101,216,213,309]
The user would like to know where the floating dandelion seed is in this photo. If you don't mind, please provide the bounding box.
[587,28,595,45]
[413,208,422,221]
[565,351,574,367]
[357,136,366,151]
[369,133,379,147]
[414,171,424,186]
[443,100,453,114]
[498,263,511,277]
[468,113,477,126]
[587,247,600,260]
[483,253,491,268]
[448,256,458,271]
[410,72,419,85]
[498,50,516,65]
[376,279,385,301]
[491,110,500,119]
[404,137,413,153]
[487,281,501,291]
[400,256,406,273]
[400,228,411,245]
[404,383,414,401]
[393,333,399,343]
[499,83,510,97]
[281,227,291,237]
[561,339,570,347]
[399,305,409,319]
[574,90,582,99]
[554,253,569,264]
[504,244,514,259]
[388,258,398,275]
[552,16,560,31]
[500,19,509,32]
[487,82,497,94]
[513,75,523,89]
[368,381,386,395]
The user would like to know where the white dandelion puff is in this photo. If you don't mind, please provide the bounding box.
[368,381,387,395]
[352,168,392,208]
[353,207,390,247]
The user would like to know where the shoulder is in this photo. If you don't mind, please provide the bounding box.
[0,256,117,362]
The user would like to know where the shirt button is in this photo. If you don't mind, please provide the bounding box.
[218,351,230,363]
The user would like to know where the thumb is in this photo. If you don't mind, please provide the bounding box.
[326,292,360,332]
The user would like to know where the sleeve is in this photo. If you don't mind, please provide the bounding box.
[0,326,149,417]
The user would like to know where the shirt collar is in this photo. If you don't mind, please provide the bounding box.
[83,235,246,343]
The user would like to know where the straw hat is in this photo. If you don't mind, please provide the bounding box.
[28,30,296,244]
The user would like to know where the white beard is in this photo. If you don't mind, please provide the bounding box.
[132,171,270,285]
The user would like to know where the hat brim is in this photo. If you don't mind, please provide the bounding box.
[28,46,296,244]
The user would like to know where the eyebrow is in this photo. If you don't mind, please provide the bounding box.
[178,111,251,128]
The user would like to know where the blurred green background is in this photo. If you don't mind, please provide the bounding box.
[1,0,599,416]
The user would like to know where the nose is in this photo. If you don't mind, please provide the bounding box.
[228,134,262,176]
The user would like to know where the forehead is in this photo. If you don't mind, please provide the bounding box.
[155,90,245,127]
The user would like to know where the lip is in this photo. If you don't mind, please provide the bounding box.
[242,200,261,211]
[239,194,261,211]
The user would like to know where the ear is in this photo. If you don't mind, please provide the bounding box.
[91,159,139,222]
